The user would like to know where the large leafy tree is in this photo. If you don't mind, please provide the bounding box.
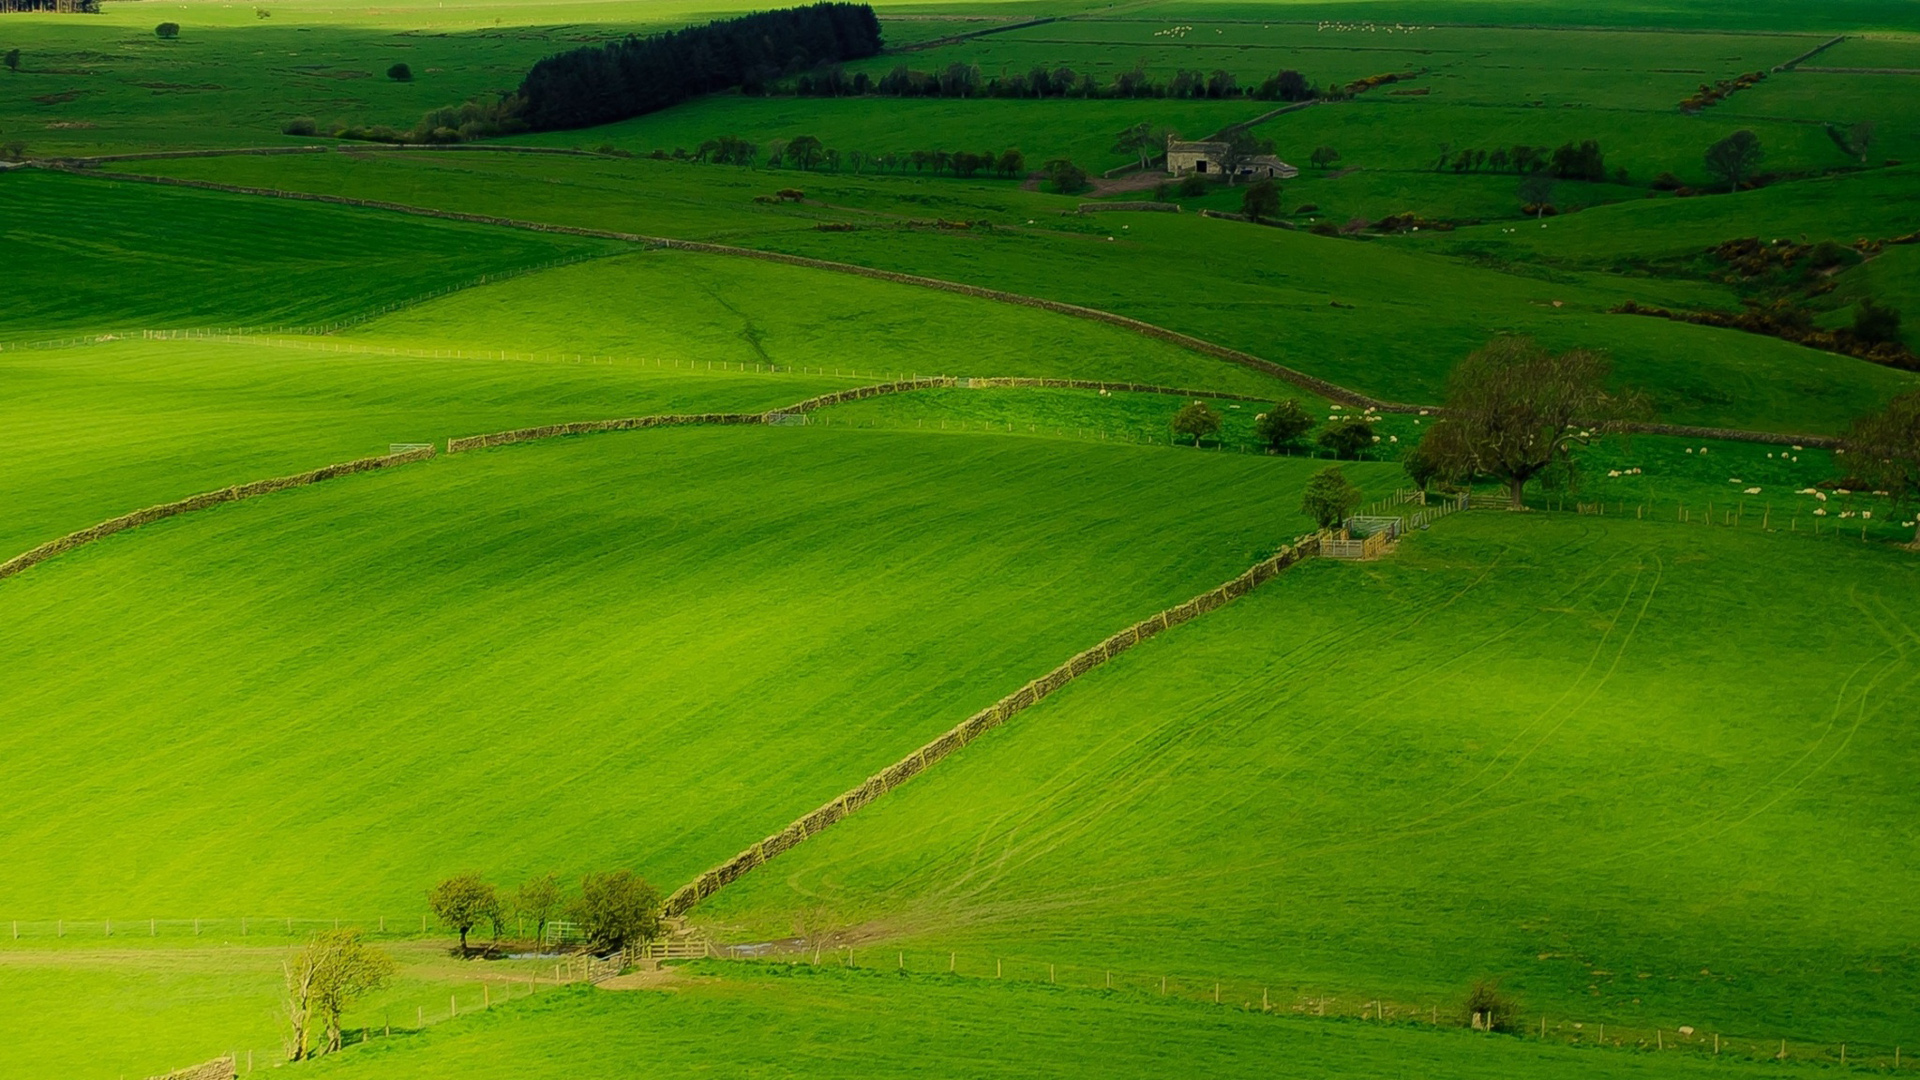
[1846,390,1920,547]
[1419,337,1645,510]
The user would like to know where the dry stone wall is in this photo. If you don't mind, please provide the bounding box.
[0,447,434,584]
[661,535,1321,916]
[145,1055,235,1080]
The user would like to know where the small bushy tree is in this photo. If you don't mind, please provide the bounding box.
[1853,297,1903,345]
[282,116,317,136]
[1042,157,1089,194]
[1517,172,1555,217]
[1301,466,1361,531]
[155,22,181,38]
[1176,172,1208,197]
[1402,436,1445,494]
[387,62,412,81]
[427,873,498,953]
[1241,177,1280,221]
[512,871,564,943]
[1846,389,1920,547]
[571,870,661,953]
[4,49,20,73]
[1318,418,1375,459]
[1170,402,1222,446]
[1309,145,1340,169]
[1465,979,1517,1033]
[285,930,394,1059]
[781,134,823,170]
[1254,399,1314,451]
[1704,129,1764,193]
[1825,120,1875,164]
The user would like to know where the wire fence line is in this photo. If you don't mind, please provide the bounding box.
[709,945,1916,1072]
[1480,491,1916,545]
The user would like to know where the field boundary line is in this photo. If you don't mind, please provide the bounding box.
[1776,35,1846,71]
[29,166,1854,449]
[33,164,1393,409]
[0,374,1302,586]
[660,535,1322,917]
[0,446,434,585]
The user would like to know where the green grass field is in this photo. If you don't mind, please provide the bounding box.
[284,964,1877,1080]
[7,0,1920,1076]
[0,167,614,337]
[119,150,1919,434]
[703,512,1920,1049]
[0,427,1367,919]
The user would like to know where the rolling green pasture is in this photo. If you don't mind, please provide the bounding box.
[0,168,611,337]
[125,151,1917,434]
[0,426,1370,920]
[509,94,1267,169]
[705,512,1920,1047]
[1116,0,1920,34]
[0,336,847,555]
[342,247,1293,395]
[288,965,1853,1080]
[0,938,561,1080]
[7,2,1920,1077]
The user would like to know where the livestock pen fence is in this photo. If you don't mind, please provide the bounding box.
[703,944,1920,1073]
[1322,489,1469,559]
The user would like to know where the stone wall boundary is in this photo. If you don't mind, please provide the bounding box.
[45,166,1397,411]
[660,535,1321,916]
[43,166,1858,450]
[0,447,435,585]
[144,1055,235,1080]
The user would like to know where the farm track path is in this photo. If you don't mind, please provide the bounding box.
[27,158,1843,451]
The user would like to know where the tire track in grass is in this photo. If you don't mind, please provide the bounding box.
[892,526,1635,914]
[1633,584,1915,857]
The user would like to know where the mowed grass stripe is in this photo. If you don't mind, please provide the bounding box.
[705,513,1920,1046]
[0,426,1382,916]
[0,337,848,558]
[0,169,613,337]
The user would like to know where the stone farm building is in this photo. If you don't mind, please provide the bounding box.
[1165,137,1298,181]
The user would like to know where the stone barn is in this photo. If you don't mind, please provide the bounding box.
[1165,136,1298,181]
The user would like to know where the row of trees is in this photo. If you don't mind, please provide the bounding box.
[788,62,1337,101]
[1169,399,1377,460]
[680,133,1029,179]
[1394,334,1920,547]
[518,2,882,130]
[428,870,661,955]
[1434,139,1611,182]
